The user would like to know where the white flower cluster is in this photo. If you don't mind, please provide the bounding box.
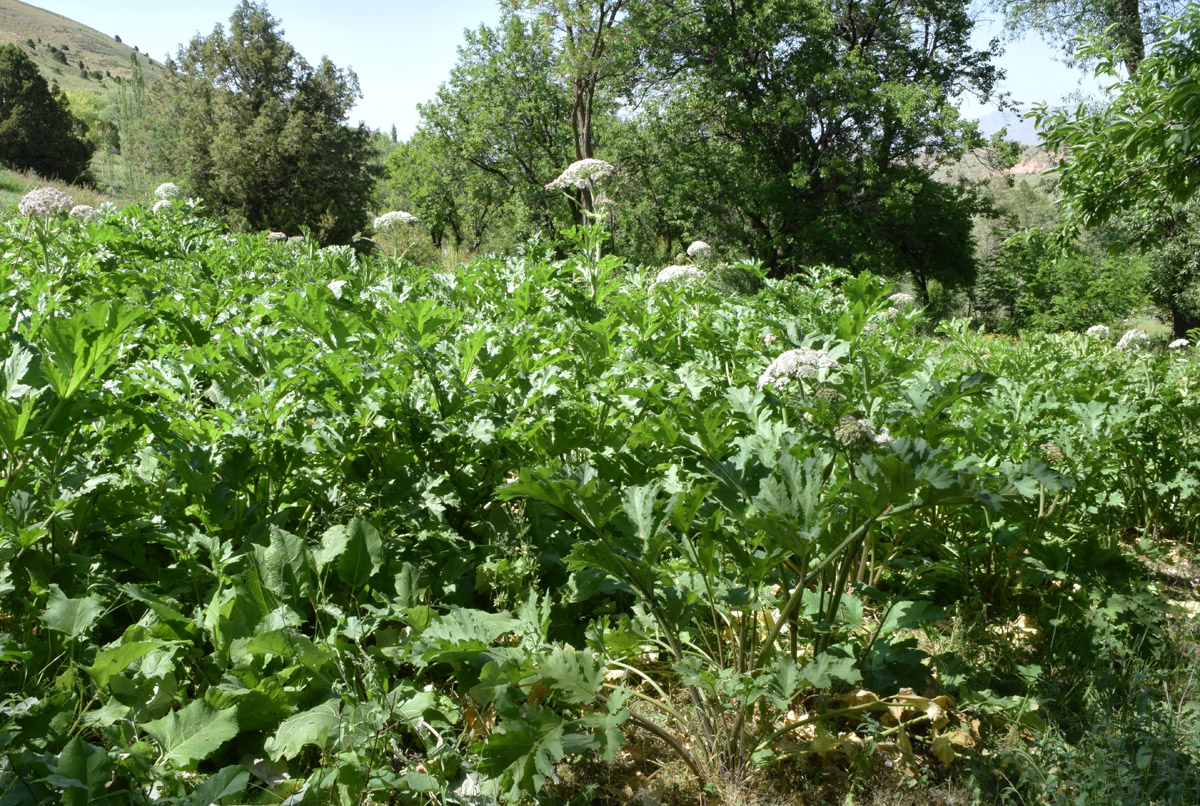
[152,199,173,214]
[686,240,713,259]
[1086,325,1110,339]
[888,292,915,308]
[155,182,180,200]
[545,158,615,190]
[373,210,419,230]
[762,332,780,345]
[18,187,73,217]
[757,347,840,389]
[858,419,894,445]
[69,204,97,221]
[1116,328,1151,351]
[1169,338,1190,349]
[267,231,287,241]
[652,265,706,288]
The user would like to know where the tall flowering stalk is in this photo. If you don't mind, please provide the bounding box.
[546,158,619,304]
[372,210,420,260]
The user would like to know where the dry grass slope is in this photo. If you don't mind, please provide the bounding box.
[0,0,162,97]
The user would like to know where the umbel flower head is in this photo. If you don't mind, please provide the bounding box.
[373,210,418,230]
[267,231,287,241]
[69,204,97,221]
[834,415,893,448]
[1169,338,1190,349]
[546,158,614,190]
[1116,328,1151,351]
[18,187,73,217]
[757,347,840,389]
[687,240,713,259]
[1039,443,1066,466]
[652,265,706,288]
[1086,324,1111,339]
[152,199,173,214]
[888,292,915,308]
[155,182,180,200]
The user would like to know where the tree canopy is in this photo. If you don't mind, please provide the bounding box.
[0,44,94,183]
[1036,4,1200,335]
[148,1,377,243]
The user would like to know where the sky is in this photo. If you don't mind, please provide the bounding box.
[30,0,1104,140]
[30,0,502,137]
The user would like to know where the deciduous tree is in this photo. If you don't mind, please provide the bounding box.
[1035,4,1200,335]
[640,0,1001,284]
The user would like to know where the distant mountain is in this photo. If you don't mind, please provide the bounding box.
[976,108,1044,146]
[0,0,162,98]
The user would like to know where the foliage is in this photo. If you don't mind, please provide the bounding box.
[0,44,94,184]
[627,0,1000,282]
[403,12,575,250]
[145,1,377,243]
[985,0,1188,74]
[0,201,1197,804]
[976,226,1150,333]
[1036,5,1200,336]
[1036,6,1200,227]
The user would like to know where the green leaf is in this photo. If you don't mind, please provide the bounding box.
[1,344,36,400]
[55,737,111,806]
[319,518,383,588]
[799,647,862,689]
[879,601,946,637]
[264,699,342,761]
[143,700,239,766]
[254,527,313,609]
[83,641,167,689]
[474,706,567,798]
[186,765,249,805]
[41,585,104,639]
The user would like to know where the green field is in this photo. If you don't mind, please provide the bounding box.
[1,200,1199,805]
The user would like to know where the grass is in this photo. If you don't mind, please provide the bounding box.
[0,166,124,210]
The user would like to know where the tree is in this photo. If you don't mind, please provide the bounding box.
[147,1,377,243]
[412,12,575,244]
[0,44,94,183]
[985,1,1186,75]
[1035,5,1200,335]
[637,0,1001,283]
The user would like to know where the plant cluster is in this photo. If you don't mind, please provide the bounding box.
[0,190,1198,805]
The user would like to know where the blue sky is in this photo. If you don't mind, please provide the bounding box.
[31,0,1102,139]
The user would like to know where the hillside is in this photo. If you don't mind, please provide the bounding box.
[0,0,161,97]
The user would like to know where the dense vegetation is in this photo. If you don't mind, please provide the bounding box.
[2,1,1200,803]
[0,44,93,184]
[1,199,1199,804]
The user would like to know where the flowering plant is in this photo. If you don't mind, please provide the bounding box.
[1086,324,1111,339]
[758,347,841,389]
[152,199,174,214]
[1116,328,1150,351]
[546,158,620,304]
[18,187,73,217]
[545,158,614,190]
[155,182,180,200]
[69,205,97,221]
[373,210,419,230]
[652,265,706,288]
